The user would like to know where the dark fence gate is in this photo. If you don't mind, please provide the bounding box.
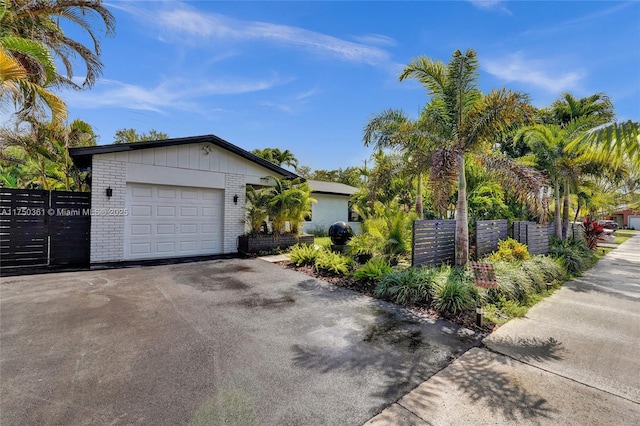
[0,188,90,268]
[412,219,456,267]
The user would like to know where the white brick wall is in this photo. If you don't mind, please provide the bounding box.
[90,157,126,263]
[223,173,246,253]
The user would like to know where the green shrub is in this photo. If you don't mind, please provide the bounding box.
[353,258,393,282]
[433,270,476,316]
[314,237,332,248]
[549,237,593,276]
[492,261,532,303]
[489,238,531,262]
[347,233,380,258]
[375,267,437,305]
[314,250,352,275]
[289,244,323,266]
[529,255,566,283]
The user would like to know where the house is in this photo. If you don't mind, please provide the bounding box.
[69,135,298,264]
[303,180,361,234]
[609,207,640,230]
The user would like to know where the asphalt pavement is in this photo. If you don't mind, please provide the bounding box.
[1,258,479,425]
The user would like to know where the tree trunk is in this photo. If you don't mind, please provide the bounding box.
[562,178,570,241]
[455,153,469,266]
[554,179,562,239]
[415,172,423,220]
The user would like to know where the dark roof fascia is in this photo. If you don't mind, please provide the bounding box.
[68,134,300,180]
[311,190,354,197]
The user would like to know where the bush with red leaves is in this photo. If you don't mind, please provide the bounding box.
[583,216,605,250]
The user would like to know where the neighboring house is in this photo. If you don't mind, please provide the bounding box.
[69,135,297,264]
[609,207,640,229]
[302,180,362,235]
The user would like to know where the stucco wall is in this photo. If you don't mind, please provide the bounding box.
[89,143,278,263]
[301,193,361,235]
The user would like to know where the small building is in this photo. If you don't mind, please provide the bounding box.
[70,135,298,264]
[303,180,361,235]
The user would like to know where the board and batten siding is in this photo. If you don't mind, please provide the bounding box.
[90,143,275,263]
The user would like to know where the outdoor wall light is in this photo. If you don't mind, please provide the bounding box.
[233,194,238,204]
[106,186,113,198]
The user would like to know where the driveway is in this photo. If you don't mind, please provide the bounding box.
[1,259,478,425]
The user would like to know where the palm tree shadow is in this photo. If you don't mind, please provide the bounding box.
[484,335,565,363]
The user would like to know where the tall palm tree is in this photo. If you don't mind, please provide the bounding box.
[363,108,428,218]
[399,49,539,265]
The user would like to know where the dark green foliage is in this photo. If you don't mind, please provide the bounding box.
[375,267,438,305]
[549,237,593,275]
[352,258,393,283]
[433,268,476,316]
[289,244,322,266]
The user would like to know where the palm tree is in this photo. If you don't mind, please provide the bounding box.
[1,0,114,122]
[567,120,640,172]
[0,117,96,190]
[398,49,539,265]
[1,2,67,122]
[2,0,115,90]
[363,108,428,218]
[252,147,299,170]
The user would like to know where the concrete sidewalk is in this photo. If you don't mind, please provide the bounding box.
[366,234,640,425]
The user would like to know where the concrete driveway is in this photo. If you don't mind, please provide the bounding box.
[1,259,478,425]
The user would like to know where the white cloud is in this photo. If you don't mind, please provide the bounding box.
[350,34,397,47]
[466,0,512,15]
[63,75,288,113]
[484,52,584,93]
[123,1,392,66]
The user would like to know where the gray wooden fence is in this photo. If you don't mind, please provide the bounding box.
[412,219,456,267]
[512,221,550,255]
[475,219,508,259]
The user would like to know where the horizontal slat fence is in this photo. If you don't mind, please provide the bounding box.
[512,221,549,255]
[412,220,456,267]
[0,188,90,268]
[0,189,49,267]
[475,219,508,259]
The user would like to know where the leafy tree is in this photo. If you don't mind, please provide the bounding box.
[398,49,540,265]
[113,128,169,144]
[0,117,96,190]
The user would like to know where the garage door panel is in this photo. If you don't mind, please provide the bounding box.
[131,205,152,217]
[131,242,151,255]
[156,224,175,235]
[131,224,152,236]
[132,186,152,197]
[180,206,198,217]
[125,183,223,260]
[157,206,176,217]
[180,224,198,234]
[181,190,198,200]
[157,188,176,198]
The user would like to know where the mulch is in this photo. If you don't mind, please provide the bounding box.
[279,261,497,335]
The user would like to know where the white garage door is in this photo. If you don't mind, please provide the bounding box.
[628,216,640,230]
[124,183,223,260]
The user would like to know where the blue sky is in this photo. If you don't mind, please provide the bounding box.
[56,0,640,171]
